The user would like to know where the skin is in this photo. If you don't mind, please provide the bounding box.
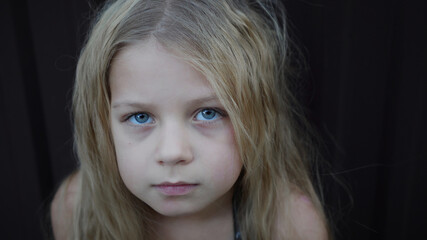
[51,39,328,240]
[109,39,242,239]
[51,171,80,240]
[51,174,328,240]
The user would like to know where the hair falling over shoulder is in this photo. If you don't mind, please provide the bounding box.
[71,0,330,239]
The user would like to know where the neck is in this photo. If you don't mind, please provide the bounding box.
[153,198,235,240]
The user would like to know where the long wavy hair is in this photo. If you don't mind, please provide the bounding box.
[72,0,328,239]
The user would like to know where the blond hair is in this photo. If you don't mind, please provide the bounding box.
[72,0,328,239]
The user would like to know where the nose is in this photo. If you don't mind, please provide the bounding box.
[156,122,193,166]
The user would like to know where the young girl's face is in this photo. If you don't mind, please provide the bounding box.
[109,39,242,218]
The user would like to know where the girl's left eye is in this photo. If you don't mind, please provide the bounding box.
[195,108,222,121]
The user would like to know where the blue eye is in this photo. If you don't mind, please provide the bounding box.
[128,113,153,125]
[195,109,221,121]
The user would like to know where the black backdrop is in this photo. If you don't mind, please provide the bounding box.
[1,0,426,239]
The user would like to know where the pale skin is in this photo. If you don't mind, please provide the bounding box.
[51,39,327,240]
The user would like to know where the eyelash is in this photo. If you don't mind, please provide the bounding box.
[123,108,227,126]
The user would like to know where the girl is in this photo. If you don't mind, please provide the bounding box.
[51,0,329,239]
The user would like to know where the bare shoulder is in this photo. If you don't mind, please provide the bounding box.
[51,170,81,240]
[275,190,328,240]
[289,192,328,239]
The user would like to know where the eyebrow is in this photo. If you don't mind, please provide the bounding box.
[111,95,220,109]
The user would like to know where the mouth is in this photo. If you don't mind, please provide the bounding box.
[153,182,199,196]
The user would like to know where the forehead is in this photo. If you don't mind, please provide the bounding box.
[109,39,216,105]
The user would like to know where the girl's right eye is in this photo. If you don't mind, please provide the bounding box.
[127,113,154,125]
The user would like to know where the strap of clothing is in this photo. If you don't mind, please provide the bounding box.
[232,194,242,240]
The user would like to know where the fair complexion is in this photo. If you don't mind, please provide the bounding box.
[109,39,242,239]
[51,171,80,240]
[51,40,327,240]
[50,175,327,240]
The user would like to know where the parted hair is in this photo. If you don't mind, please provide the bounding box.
[72,0,328,239]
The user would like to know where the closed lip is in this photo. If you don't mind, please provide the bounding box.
[153,182,199,196]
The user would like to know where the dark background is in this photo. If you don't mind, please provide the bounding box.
[1,0,426,239]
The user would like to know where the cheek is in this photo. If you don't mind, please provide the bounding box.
[205,129,242,185]
[216,151,242,182]
[115,143,137,186]
[206,151,241,198]
[114,138,151,189]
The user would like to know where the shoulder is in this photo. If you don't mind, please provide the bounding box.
[289,192,328,239]
[274,190,328,240]
[51,170,81,240]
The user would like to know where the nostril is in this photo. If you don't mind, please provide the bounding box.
[157,158,191,166]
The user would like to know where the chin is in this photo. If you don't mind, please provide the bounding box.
[149,200,208,218]
[152,206,199,218]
